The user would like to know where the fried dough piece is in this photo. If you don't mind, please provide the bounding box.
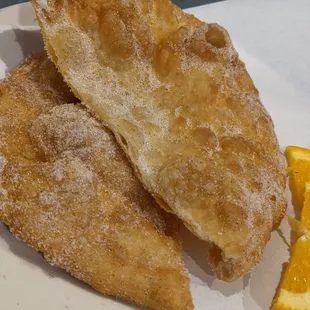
[0,52,76,166]
[33,0,287,281]
[0,53,192,310]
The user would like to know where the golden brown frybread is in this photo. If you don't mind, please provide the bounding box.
[0,53,193,310]
[33,0,287,281]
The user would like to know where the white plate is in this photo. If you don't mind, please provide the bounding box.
[0,2,309,310]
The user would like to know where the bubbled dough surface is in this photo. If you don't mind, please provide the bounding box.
[33,0,287,281]
[0,53,192,310]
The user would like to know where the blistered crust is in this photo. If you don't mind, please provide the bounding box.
[33,0,287,281]
[0,53,192,310]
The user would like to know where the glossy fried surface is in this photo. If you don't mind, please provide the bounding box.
[33,0,286,281]
[0,53,192,310]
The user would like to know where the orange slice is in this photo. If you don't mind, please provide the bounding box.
[272,178,310,310]
[272,234,310,310]
[301,182,310,230]
[288,216,307,237]
[285,146,310,209]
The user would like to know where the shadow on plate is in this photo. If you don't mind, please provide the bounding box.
[172,0,225,9]
[0,29,44,75]
[242,226,290,310]
[0,0,28,10]
[0,0,225,10]
[180,223,250,298]
[182,218,289,307]
[0,223,137,309]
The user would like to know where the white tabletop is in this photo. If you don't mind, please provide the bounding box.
[188,0,310,99]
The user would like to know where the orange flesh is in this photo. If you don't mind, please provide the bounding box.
[272,147,310,310]
[301,185,310,231]
[272,235,310,310]
[285,146,310,209]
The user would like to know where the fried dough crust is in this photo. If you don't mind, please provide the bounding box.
[33,0,286,281]
[0,53,192,310]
